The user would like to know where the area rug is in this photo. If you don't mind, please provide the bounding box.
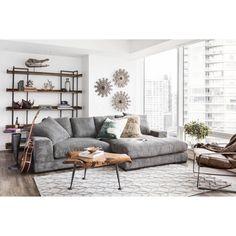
[34,162,229,197]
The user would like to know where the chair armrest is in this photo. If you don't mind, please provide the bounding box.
[33,136,54,163]
[150,129,167,138]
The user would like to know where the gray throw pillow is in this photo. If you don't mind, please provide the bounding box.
[71,117,97,137]
[32,117,70,144]
[55,117,73,137]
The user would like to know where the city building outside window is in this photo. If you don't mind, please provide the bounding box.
[144,49,177,137]
[183,40,236,143]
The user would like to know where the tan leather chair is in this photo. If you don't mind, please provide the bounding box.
[193,148,236,192]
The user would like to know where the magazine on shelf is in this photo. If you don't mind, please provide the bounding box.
[79,150,104,158]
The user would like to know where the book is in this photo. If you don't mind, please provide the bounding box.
[24,87,37,92]
[4,128,21,133]
[57,106,73,110]
[57,104,73,110]
[79,150,104,158]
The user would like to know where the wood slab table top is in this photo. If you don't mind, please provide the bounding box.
[63,151,132,168]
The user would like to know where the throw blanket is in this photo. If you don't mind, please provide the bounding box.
[194,134,236,168]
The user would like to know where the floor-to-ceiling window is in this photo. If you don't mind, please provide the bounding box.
[144,40,236,142]
[182,40,236,143]
[144,49,177,137]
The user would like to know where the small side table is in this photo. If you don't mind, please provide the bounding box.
[8,133,22,170]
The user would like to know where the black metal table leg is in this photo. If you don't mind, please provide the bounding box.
[82,168,87,180]
[115,164,122,190]
[68,164,76,190]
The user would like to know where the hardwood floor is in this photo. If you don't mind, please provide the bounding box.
[1,151,236,196]
[0,152,40,196]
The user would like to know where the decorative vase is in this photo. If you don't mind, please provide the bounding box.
[189,136,202,148]
[65,78,71,92]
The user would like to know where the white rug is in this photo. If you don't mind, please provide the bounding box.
[34,162,229,197]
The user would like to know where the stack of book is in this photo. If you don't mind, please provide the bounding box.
[24,86,37,92]
[4,127,22,133]
[57,104,73,110]
[79,150,104,158]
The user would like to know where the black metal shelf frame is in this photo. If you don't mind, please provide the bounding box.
[8,66,82,127]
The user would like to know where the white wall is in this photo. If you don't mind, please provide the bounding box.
[0,51,85,150]
[87,54,144,117]
[0,51,144,150]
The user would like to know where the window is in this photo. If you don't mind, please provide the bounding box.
[144,49,177,137]
[183,40,236,135]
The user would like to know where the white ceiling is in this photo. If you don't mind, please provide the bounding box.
[0,39,199,58]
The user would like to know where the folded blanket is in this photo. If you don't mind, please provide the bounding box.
[194,134,236,168]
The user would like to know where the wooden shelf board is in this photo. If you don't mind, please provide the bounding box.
[5,124,31,129]
[6,106,82,111]
[7,69,82,78]
[6,88,82,93]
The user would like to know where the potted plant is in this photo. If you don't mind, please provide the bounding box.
[184,121,210,147]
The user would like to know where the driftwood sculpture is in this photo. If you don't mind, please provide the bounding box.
[25,58,50,68]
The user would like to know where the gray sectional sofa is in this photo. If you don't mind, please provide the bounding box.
[32,115,188,173]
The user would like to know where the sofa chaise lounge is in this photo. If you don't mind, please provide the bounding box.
[32,115,188,173]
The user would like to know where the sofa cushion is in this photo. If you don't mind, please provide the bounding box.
[71,117,96,137]
[107,135,187,158]
[55,117,73,137]
[93,115,114,133]
[53,137,111,158]
[121,116,141,138]
[97,118,127,139]
[32,117,70,145]
[123,113,150,135]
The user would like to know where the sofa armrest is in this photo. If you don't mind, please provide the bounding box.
[33,136,54,163]
[150,130,167,138]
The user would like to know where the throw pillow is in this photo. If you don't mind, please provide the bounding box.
[55,117,73,137]
[123,113,150,134]
[71,117,97,137]
[121,116,141,138]
[97,118,127,139]
[32,116,70,144]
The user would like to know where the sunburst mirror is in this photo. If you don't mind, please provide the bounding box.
[113,69,130,88]
[112,91,131,112]
[94,78,113,97]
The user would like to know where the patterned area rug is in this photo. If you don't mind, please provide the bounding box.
[34,162,229,197]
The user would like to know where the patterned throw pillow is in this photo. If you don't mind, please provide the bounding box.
[97,118,127,139]
[121,116,142,138]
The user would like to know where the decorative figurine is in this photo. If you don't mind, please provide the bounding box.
[22,99,34,109]
[43,80,54,90]
[17,80,24,91]
[25,58,50,68]
[15,117,19,128]
[26,79,34,87]
[13,101,22,109]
